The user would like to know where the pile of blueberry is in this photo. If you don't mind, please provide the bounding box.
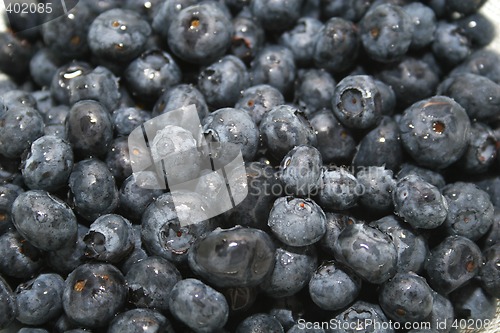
[0,0,499,332]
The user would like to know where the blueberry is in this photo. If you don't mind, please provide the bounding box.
[118,173,163,222]
[398,96,471,169]
[422,291,454,333]
[50,61,93,105]
[279,145,322,197]
[445,0,487,15]
[235,84,285,125]
[141,192,214,264]
[379,272,434,322]
[376,57,440,108]
[441,182,494,240]
[123,0,164,23]
[68,66,121,111]
[152,84,209,121]
[392,174,448,229]
[230,15,265,63]
[202,107,259,163]
[370,215,428,274]
[316,167,361,210]
[313,17,359,73]
[449,281,496,324]
[438,73,500,122]
[0,90,37,111]
[261,244,318,298]
[293,69,336,116]
[17,328,49,333]
[482,207,500,249]
[320,213,359,256]
[169,278,229,333]
[356,166,395,212]
[320,0,373,21]
[62,263,127,328]
[309,109,356,165]
[309,260,361,311]
[0,106,44,158]
[250,45,296,95]
[457,122,497,174]
[236,313,284,333]
[43,105,69,127]
[21,135,73,192]
[112,107,151,137]
[360,4,414,63]
[108,308,174,333]
[15,273,64,325]
[374,79,396,116]
[0,229,44,279]
[167,2,233,64]
[259,105,316,161]
[250,0,304,31]
[0,31,34,78]
[425,235,482,295]
[88,9,152,64]
[334,223,398,284]
[432,22,471,67]
[68,158,119,221]
[353,116,404,171]
[65,100,114,158]
[124,49,182,103]
[189,226,275,287]
[268,197,326,247]
[125,256,181,312]
[479,244,500,298]
[268,296,305,331]
[0,276,17,330]
[0,183,24,233]
[396,163,446,189]
[456,12,495,48]
[280,17,324,67]
[41,4,94,61]
[46,224,89,275]
[402,3,437,49]
[29,48,63,88]
[151,0,199,39]
[451,49,500,84]
[105,136,133,182]
[330,301,394,333]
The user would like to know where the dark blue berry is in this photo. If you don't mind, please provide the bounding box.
[402,3,437,49]
[29,48,63,88]
[316,167,361,210]
[432,21,471,67]
[0,229,44,279]
[50,61,92,105]
[152,84,209,121]
[151,0,199,39]
[0,276,17,330]
[105,137,133,182]
[279,145,322,197]
[250,0,304,31]
[330,301,394,333]
[320,213,359,256]
[230,14,265,64]
[250,45,296,95]
[0,106,44,158]
[108,308,174,333]
[397,163,446,189]
[357,166,396,212]
[119,173,163,222]
[235,84,285,125]
[236,313,284,333]
[445,0,487,15]
[0,183,24,233]
[112,107,151,137]
[479,244,500,298]
[280,17,323,67]
[47,224,89,275]
[449,281,496,324]
[294,69,336,116]
[456,12,495,47]
[0,31,34,78]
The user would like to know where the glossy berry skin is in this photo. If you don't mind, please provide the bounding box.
[125,256,182,312]
[202,107,259,163]
[309,261,362,311]
[47,224,89,275]
[0,106,44,158]
[83,214,134,263]
[280,17,324,67]
[456,12,495,47]
[169,278,229,333]
[398,96,471,169]
[41,4,94,60]
[379,272,434,323]
[12,190,77,251]
[457,122,497,173]
[479,244,500,298]
[151,0,199,38]
[441,182,494,240]
[21,135,74,192]
[279,145,323,197]
[15,273,65,325]
[68,158,119,221]
[0,229,44,279]
[268,197,327,247]
[50,61,93,105]
[425,235,482,295]
[261,244,317,298]
[88,9,152,64]
[152,84,209,121]
[235,84,285,125]
[397,163,446,189]
[449,281,496,324]
[250,0,304,31]
[313,17,359,73]
[198,55,249,108]
[29,48,63,88]
[251,45,296,95]
[119,173,163,222]
[124,49,182,103]
[189,226,275,287]
[353,116,404,171]
[294,69,336,116]
[167,3,233,64]
[360,4,414,63]
[236,313,284,333]
[421,291,454,333]
[334,223,398,284]
[112,107,151,137]
[0,276,17,330]
[108,308,174,333]
[62,263,127,328]
[331,301,394,333]
[402,3,437,49]
[393,174,448,229]
[68,66,121,112]
[320,0,372,21]
[432,22,471,67]
[320,213,359,256]
[333,75,383,130]
[309,109,356,165]
[66,100,114,158]
[230,15,265,63]
[316,167,361,210]
[0,183,23,233]
[105,137,133,182]
[370,215,428,274]
[259,105,317,161]
[445,0,487,15]
[0,31,34,78]
[357,166,395,212]
[450,49,500,85]
[141,192,214,264]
